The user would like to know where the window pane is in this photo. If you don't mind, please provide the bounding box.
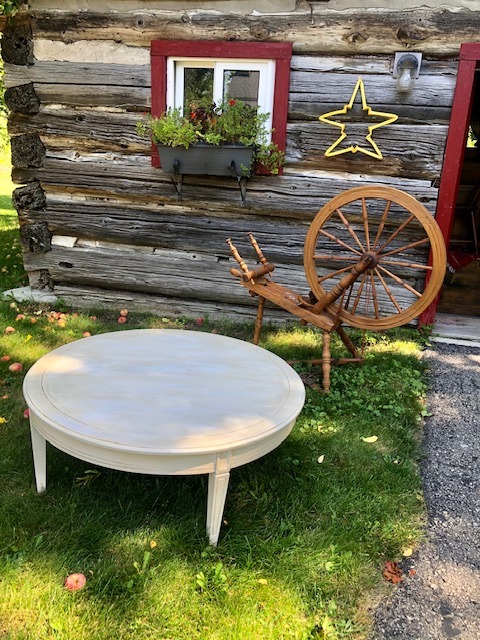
[184,67,214,112]
[223,70,259,107]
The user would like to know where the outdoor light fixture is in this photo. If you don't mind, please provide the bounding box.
[393,52,422,93]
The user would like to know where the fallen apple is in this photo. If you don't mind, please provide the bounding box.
[64,573,87,591]
[8,362,23,373]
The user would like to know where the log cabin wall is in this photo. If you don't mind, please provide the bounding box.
[1,1,479,320]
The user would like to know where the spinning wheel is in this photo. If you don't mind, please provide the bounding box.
[227,186,447,392]
[304,186,446,330]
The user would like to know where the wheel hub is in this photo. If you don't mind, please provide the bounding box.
[360,250,379,269]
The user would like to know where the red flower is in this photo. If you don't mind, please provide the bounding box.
[229,99,236,106]
[190,112,196,119]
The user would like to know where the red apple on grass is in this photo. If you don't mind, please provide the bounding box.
[64,573,86,591]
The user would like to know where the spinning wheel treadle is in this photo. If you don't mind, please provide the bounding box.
[227,186,446,392]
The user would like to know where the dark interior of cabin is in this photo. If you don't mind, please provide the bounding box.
[438,68,480,316]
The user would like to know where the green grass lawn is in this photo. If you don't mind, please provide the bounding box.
[0,157,429,639]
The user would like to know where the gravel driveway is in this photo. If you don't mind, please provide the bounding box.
[371,342,480,640]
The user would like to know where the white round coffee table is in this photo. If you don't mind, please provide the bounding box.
[23,329,305,545]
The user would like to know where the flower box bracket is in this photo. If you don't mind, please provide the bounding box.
[170,160,249,206]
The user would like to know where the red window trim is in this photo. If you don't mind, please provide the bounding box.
[150,40,292,172]
[420,43,479,325]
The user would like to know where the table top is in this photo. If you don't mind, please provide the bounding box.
[24,330,305,455]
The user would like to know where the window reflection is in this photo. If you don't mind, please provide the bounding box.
[183,67,214,112]
[223,70,259,107]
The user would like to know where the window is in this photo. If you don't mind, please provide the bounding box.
[151,41,292,171]
[168,59,275,137]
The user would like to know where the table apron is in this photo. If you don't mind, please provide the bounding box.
[30,413,297,476]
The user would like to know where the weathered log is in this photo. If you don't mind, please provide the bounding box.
[29,7,480,55]
[23,241,270,302]
[12,180,46,210]
[8,105,448,179]
[19,222,52,254]
[16,194,433,276]
[18,199,310,265]
[289,71,456,110]
[290,55,458,76]
[10,134,45,168]
[22,239,419,315]
[1,21,34,65]
[35,85,150,110]
[4,83,40,114]
[287,123,448,180]
[12,156,438,216]
[52,282,291,323]
[8,107,146,154]
[3,61,150,89]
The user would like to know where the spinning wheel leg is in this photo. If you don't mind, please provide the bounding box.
[253,296,266,345]
[322,331,331,393]
[336,325,361,359]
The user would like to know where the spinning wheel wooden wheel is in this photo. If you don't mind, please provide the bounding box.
[227,186,447,392]
[304,186,447,330]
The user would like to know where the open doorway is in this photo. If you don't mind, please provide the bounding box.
[439,69,480,316]
[422,44,480,328]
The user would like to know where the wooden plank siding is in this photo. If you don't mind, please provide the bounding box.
[2,4,471,320]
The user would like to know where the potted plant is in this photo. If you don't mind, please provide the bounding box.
[137,99,285,177]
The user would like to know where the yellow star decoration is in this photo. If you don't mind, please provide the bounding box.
[319,77,398,159]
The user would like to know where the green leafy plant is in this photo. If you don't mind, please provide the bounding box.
[137,98,285,174]
[195,561,228,598]
[0,0,23,17]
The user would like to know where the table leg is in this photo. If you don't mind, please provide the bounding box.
[30,423,47,493]
[206,452,231,546]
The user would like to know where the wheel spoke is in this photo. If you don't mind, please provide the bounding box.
[317,264,357,283]
[372,200,392,250]
[376,265,423,298]
[378,258,433,271]
[350,272,367,314]
[362,198,371,251]
[334,285,348,322]
[370,271,380,318]
[344,282,355,311]
[377,214,415,253]
[316,228,362,254]
[380,237,430,258]
[335,207,366,252]
[374,267,402,313]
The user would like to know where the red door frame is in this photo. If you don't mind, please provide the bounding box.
[420,43,480,325]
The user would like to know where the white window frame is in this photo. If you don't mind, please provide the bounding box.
[166,57,276,141]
